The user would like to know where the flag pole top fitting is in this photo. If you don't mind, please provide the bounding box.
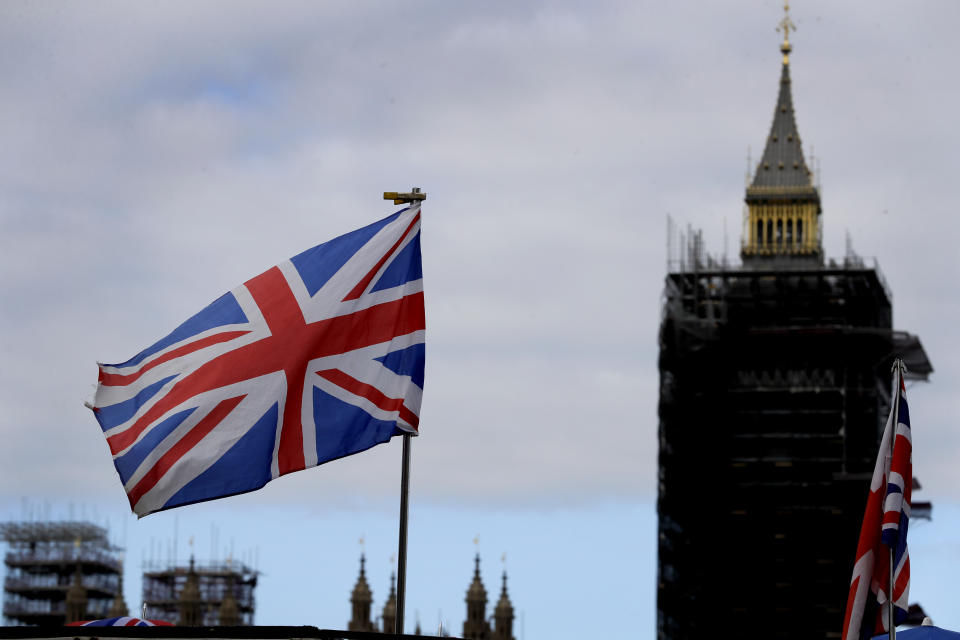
[891,357,908,374]
[384,188,426,205]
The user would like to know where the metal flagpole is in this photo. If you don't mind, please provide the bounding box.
[888,358,904,640]
[383,188,426,636]
[396,433,411,635]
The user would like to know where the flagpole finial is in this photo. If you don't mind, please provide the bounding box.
[384,188,427,205]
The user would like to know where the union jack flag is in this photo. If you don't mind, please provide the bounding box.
[90,205,425,517]
[842,362,912,640]
[68,617,173,627]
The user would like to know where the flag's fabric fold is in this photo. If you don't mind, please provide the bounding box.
[91,205,425,517]
[843,364,912,640]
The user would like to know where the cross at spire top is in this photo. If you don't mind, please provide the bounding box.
[777,1,796,63]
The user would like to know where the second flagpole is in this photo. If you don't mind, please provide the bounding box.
[888,358,904,640]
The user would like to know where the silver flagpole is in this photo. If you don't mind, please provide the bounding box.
[382,188,426,636]
[888,358,904,640]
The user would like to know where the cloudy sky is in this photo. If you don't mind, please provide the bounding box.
[1,1,958,637]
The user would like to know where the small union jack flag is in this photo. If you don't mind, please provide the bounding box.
[90,205,425,517]
[68,617,173,627]
[842,361,912,640]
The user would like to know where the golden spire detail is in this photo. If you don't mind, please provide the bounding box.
[777,1,796,64]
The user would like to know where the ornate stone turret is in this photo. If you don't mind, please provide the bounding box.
[178,557,202,626]
[381,572,397,634]
[65,564,88,624]
[218,576,240,626]
[462,554,490,640]
[348,555,375,632]
[741,1,822,263]
[492,571,514,640]
[108,563,129,618]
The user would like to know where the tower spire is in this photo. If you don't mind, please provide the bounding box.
[463,554,490,640]
[493,570,515,640]
[381,572,398,633]
[178,556,202,626]
[348,554,374,632]
[741,3,822,264]
[65,563,88,624]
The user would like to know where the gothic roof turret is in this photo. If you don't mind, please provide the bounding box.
[351,554,372,602]
[178,556,202,626]
[108,565,129,618]
[463,554,490,640]
[348,554,375,632]
[494,572,513,618]
[381,572,397,633]
[218,576,240,626]
[65,563,88,624]
[492,570,515,640]
[466,554,487,602]
[180,557,201,603]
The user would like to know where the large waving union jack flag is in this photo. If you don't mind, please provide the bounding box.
[90,205,425,517]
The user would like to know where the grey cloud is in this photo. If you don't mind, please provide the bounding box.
[0,0,958,510]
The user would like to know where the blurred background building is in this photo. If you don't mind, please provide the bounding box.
[656,13,932,640]
[0,521,124,625]
[142,556,257,626]
[1,520,257,627]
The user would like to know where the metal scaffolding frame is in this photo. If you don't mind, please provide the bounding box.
[141,560,257,626]
[1,521,122,626]
[656,255,932,639]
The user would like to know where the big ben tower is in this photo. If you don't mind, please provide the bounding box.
[656,5,932,638]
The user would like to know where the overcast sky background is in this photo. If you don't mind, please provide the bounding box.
[1,1,959,637]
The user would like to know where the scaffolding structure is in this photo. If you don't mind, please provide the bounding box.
[656,246,932,639]
[141,559,257,626]
[1,521,122,626]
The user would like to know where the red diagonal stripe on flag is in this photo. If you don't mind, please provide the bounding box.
[342,212,421,302]
[98,331,251,386]
[317,368,419,429]
[127,395,244,508]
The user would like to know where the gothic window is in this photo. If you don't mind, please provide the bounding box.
[797,219,803,245]
[786,219,793,246]
[776,219,783,246]
[767,219,773,245]
[757,219,764,246]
